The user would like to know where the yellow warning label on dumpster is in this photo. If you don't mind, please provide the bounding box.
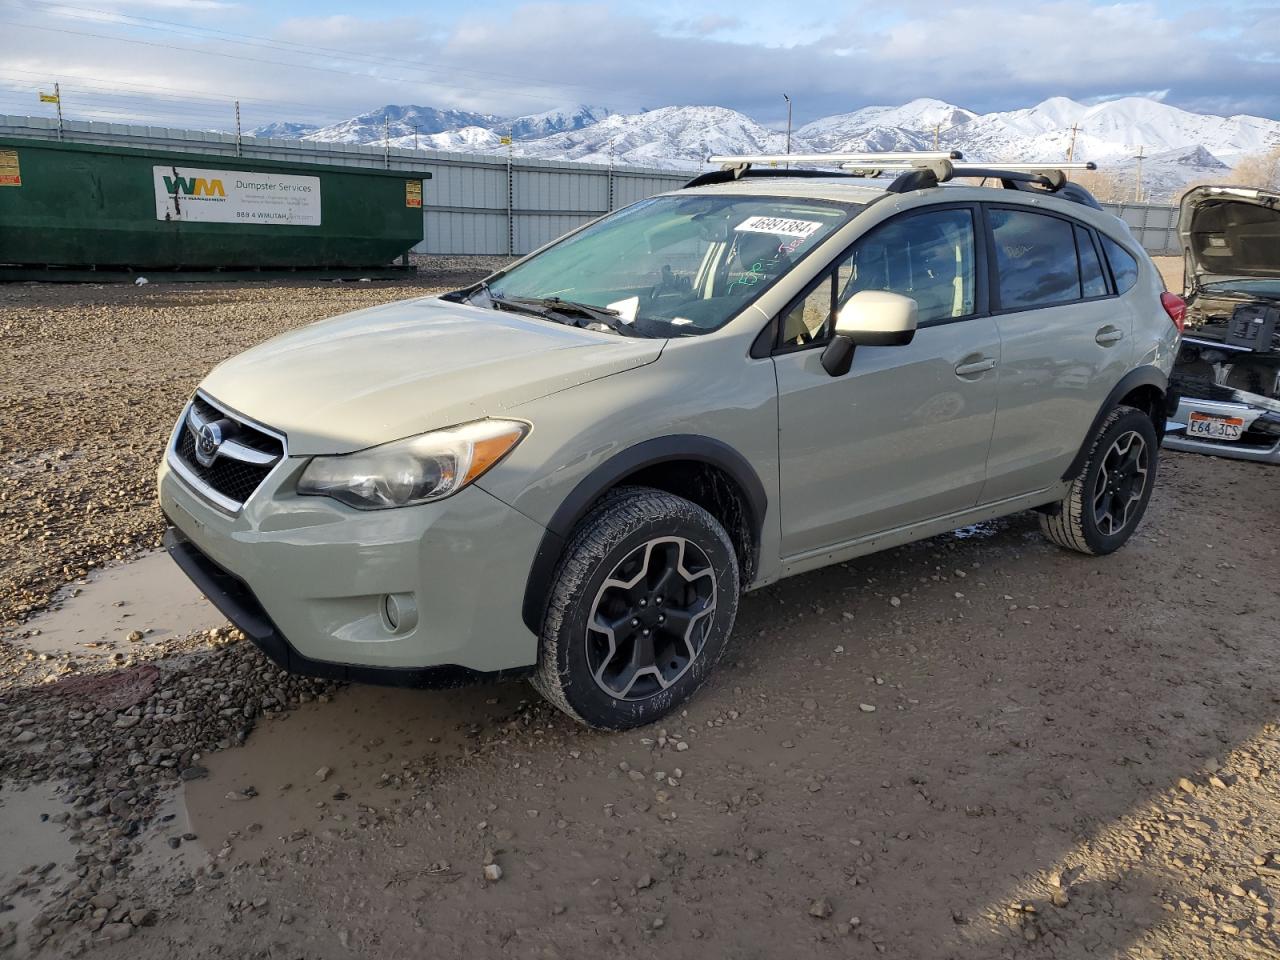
[405,180,422,208]
[0,149,20,187]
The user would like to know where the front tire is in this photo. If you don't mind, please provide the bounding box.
[1040,405,1159,556]
[532,486,740,729]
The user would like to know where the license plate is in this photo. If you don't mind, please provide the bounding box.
[1187,411,1244,441]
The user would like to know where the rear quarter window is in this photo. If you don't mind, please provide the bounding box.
[1100,235,1140,294]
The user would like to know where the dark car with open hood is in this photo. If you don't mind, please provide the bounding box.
[1166,185,1280,463]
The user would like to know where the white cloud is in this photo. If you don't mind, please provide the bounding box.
[1,0,1276,129]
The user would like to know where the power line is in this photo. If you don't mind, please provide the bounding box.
[0,65,357,118]
[19,0,631,104]
[1,18,615,116]
[1,17,609,114]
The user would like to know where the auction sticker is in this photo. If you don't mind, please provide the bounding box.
[153,165,321,225]
[735,215,822,239]
[0,149,20,187]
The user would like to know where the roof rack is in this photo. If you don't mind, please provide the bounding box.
[706,150,964,166]
[683,150,1102,209]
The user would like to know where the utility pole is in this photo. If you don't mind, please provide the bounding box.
[504,126,514,257]
[383,112,390,169]
[607,137,616,212]
[1067,123,1079,162]
[234,100,242,157]
[783,94,791,168]
[413,124,419,150]
[1133,144,1145,202]
[934,123,941,150]
[38,83,63,139]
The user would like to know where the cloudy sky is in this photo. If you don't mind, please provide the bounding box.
[1,0,1278,130]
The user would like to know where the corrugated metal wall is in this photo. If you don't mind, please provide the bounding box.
[1,115,1185,258]
[1097,201,1180,256]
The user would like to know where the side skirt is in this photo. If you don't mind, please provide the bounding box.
[778,485,1069,579]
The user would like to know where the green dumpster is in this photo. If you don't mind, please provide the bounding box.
[0,137,428,272]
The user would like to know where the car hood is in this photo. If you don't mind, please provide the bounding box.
[199,296,664,454]
[1179,185,1280,292]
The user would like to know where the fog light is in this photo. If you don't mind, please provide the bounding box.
[382,593,418,634]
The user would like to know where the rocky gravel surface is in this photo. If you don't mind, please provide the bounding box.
[0,259,496,677]
[2,260,1279,959]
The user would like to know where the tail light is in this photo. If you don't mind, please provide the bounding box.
[1160,292,1187,333]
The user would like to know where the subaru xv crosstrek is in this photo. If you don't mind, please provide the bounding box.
[159,159,1183,729]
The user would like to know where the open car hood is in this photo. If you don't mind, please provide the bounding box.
[1179,185,1280,292]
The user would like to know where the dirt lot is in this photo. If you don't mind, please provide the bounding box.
[2,259,1280,960]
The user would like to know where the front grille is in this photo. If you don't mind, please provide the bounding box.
[170,393,285,510]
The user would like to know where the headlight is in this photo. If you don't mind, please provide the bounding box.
[297,419,528,509]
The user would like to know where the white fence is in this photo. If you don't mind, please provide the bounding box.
[1,115,1182,258]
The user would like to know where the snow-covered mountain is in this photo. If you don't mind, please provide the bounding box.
[298,105,500,144]
[249,120,320,139]
[253,96,1280,199]
[507,104,611,140]
[260,103,610,147]
[798,98,979,150]
[514,106,786,167]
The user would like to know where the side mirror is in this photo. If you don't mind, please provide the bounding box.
[821,290,918,376]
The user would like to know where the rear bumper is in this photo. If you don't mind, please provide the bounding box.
[164,525,533,687]
[1163,396,1280,464]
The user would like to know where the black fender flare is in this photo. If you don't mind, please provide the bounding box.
[520,435,768,633]
[1061,365,1171,481]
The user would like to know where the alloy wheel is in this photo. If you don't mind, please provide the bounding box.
[1091,430,1149,536]
[585,536,717,701]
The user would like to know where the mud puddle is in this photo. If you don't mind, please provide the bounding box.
[8,552,218,657]
[0,781,77,954]
[183,681,529,861]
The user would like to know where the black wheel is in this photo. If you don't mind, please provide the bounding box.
[1040,405,1159,556]
[532,486,740,729]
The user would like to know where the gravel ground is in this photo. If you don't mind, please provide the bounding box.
[3,259,1280,959]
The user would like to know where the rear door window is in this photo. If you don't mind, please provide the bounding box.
[990,208,1081,309]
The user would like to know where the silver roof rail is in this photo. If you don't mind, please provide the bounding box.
[841,160,1097,174]
[706,150,963,166]
[682,150,1102,209]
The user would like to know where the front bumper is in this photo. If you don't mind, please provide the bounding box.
[158,455,546,675]
[1163,395,1280,464]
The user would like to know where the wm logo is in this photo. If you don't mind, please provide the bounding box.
[163,175,225,197]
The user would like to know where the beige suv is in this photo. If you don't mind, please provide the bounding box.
[159,152,1184,729]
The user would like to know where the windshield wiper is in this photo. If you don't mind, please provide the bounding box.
[496,295,642,337]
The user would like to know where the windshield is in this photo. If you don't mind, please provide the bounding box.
[1202,278,1280,299]
[482,194,856,337]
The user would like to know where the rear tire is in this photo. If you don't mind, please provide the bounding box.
[1039,405,1158,556]
[532,486,739,730]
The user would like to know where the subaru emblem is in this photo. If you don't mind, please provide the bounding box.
[195,420,225,468]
